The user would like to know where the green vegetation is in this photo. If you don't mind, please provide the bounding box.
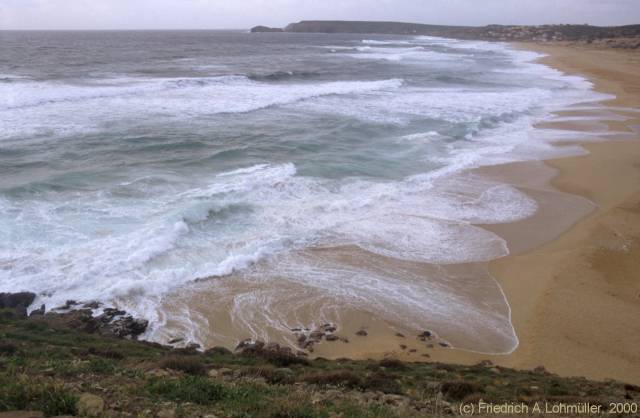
[0,309,638,417]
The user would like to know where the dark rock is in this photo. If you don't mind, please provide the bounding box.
[29,304,45,317]
[40,304,148,339]
[168,337,184,345]
[0,292,37,307]
[438,342,450,348]
[107,316,148,338]
[297,334,307,344]
[533,365,548,374]
[309,331,324,340]
[53,299,79,311]
[0,292,36,317]
[409,349,417,353]
[83,301,102,309]
[320,323,337,333]
[99,308,126,321]
[185,343,201,351]
[624,383,640,392]
[355,329,368,336]
[395,332,406,338]
[417,330,432,341]
[399,344,407,350]
[235,338,253,351]
[325,334,339,341]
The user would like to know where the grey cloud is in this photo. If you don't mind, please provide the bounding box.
[0,0,638,30]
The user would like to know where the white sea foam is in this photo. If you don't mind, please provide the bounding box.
[347,46,457,62]
[0,76,403,141]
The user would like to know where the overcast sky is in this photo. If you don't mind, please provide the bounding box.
[1,0,639,30]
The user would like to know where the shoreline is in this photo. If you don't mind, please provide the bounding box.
[274,43,640,384]
[147,41,640,384]
[361,42,640,383]
[488,43,640,384]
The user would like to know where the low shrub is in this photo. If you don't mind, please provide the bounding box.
[237,366,295,385]
[441,380,483,401]
[240,347,309,367]
[301,370,362,389]
[86,358,117,374]
[205,346,233,356]
[0,343,17,356]
[159,355,207,375]
[378,358,406,370]
[362,372,403,394]
[269,400,321,418]
[85,346,125,360]
[0,377,77,416]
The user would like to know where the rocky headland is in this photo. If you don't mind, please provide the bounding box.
[251,20,640,48]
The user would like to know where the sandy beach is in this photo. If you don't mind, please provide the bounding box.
[487,43,640,384]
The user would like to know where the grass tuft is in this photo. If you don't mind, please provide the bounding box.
[0,376,77,416]
[147,375,228,404]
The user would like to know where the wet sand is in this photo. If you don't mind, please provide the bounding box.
[157,44,640,385]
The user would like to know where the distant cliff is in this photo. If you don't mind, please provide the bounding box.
[250,25,283,33]
[252,20,640,45]
[284,21,470,36]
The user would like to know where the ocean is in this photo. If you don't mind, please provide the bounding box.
[0,31,609,352]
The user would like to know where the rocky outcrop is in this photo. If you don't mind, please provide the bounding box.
[42,306,149,339]
[250,25,284,33]
[0,292,36,317]
[0,292,148,339]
